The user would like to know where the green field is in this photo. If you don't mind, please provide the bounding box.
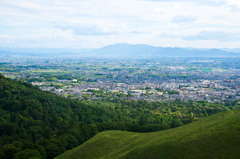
[56,110,240,159]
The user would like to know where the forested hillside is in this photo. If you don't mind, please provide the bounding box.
[0,74,239,159]
[0,74,120,159]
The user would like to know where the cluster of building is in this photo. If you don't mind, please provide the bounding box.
[1,56,240,103]
[34,75,240,103]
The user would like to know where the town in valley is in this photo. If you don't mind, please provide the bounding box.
[1,56,240,103]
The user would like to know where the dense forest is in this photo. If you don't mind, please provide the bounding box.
[0,74,239,159]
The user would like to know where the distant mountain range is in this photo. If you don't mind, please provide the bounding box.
[89,43,240,57]
[1,43,240,57]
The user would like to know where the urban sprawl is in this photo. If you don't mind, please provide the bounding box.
[1,56,240,103]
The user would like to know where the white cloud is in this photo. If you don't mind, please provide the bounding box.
[172,16,198,24]
[0,0,239,48]
[182,30,240,42]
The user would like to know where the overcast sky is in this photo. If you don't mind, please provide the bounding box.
[0,0,240,48]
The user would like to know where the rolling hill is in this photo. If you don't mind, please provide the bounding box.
[1,73,240,159]
[56,109,240,159]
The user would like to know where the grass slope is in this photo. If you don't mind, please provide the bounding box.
[56,110,240,159]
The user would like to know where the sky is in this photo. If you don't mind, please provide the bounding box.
[0,0,240,49]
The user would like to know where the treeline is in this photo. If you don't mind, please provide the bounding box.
[82,98,239,125]
[0,74,239,159]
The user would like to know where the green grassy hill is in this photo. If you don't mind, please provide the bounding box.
[56,110,240,159]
